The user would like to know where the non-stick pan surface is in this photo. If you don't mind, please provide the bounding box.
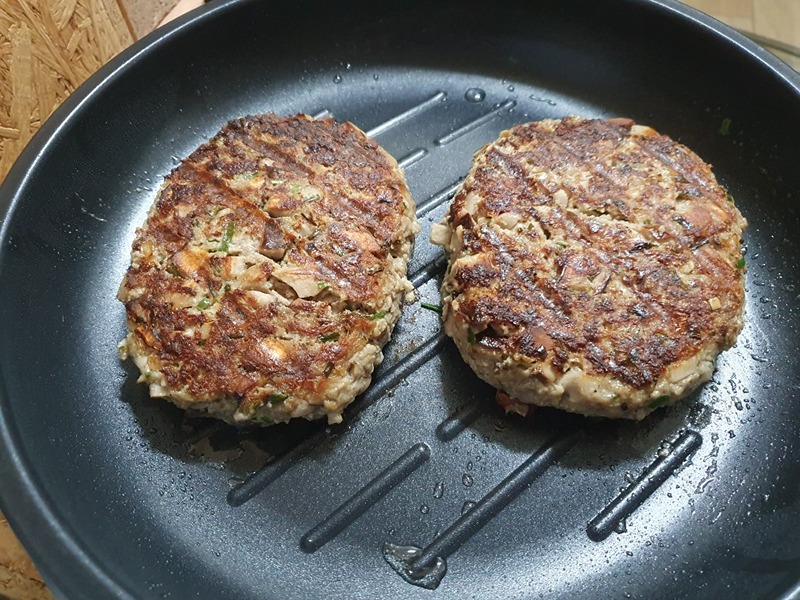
[2,0,800,598]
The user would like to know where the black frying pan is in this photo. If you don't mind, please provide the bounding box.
[1,0,799,598]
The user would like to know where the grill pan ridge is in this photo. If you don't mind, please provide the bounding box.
[0,1,799,598]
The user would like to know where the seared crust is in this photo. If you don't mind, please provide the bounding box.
[118,114,418,425]
[435,117,746,419]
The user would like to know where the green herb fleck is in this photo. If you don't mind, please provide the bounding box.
[556,241,568,249]
[372,310,387,320]
[649,395,670,409]
[257,416,275,426]
[196,298,213,310]
[735,257,746,269]
[421,302,443,314]
[466,329,477,344]
[290,183,302,195]
[224,283,232,292]
[719,118,731,136]
[218,222,235,253]
[166,264,182,278]
[726,193,735,204]
[267,392,288,405]
[319,332,340,342]
[317,281,329,290]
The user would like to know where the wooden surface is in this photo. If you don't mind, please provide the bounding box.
[0,1,798,598]
[118,0,182,38]
[0,0,135,182]
[684,0,800,68]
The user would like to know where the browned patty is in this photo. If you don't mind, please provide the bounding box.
[434,117,746,419]
[118,114,418,426]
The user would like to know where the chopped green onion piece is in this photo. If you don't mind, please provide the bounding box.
[319,332,340,342]
[372,310,387,320]
[267,392,287,404]
[290,184,302,195]
[719,118,731,136]
[196,298,212,310]
[218,222,235,253]
[736,257,746,269]
[420,302,443,313]
[649,395,670,409]
[317,281,329,290]
[466,329,477,344]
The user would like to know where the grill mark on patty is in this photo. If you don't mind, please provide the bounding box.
[119,114,417,424]
[443,117,745,393]
[223,115,407,251]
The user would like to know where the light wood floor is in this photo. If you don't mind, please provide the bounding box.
[683,0,800,68]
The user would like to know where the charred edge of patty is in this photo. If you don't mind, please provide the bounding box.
[435,117,746,419]
[119,114,419,425]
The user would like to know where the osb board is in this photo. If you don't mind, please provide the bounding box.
[0,2,133,595]
[0,519,53,600]
[0,0,135,183]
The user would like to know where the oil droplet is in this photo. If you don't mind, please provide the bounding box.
[615,518,628,534]
[420,504,430,514]
[529,94,557,106]
[333,74,342,84]
[656,440,673,458]
[507,84,515,92]
[373,74,379,81]
[464,88,486,103]
[461,500,477,515]
[433,482,444,499]
[695,477,715,493]
[383,543,448,590]
[345,63,352,70]
[462,474,474,487]
[466,461,473,471]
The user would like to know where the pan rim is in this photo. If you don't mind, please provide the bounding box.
[0,0,798,597]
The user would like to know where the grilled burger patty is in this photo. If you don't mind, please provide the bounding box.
[433,117,746,420]
[118,114,418,426]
